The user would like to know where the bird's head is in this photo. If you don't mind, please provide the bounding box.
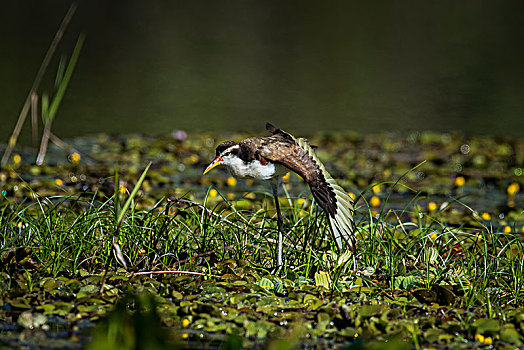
[203,141,239,174]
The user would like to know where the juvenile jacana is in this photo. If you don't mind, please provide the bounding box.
[203,123,355,266]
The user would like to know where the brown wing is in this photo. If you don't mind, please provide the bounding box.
[262,123,355,251]
[256,132,338,217]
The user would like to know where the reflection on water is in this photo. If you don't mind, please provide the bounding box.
[1,0,524,143]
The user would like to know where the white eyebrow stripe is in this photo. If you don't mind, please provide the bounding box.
[221,145,240,155]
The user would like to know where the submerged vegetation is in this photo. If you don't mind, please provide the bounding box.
[0,130,523,349]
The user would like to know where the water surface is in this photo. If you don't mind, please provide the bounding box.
[1,0,523,142]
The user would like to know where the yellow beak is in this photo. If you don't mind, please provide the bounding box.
[203,157,223,175]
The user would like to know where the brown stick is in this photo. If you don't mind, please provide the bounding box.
[1,4,76,165]
[48,132,95,164]
[36,119,53,165]
[170,244,235,267]
[31,93,39,147]
[134,270,221,278]
[48,132,74,153]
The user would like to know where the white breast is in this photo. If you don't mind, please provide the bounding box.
[224,156,289,180]
[231,159,276,179]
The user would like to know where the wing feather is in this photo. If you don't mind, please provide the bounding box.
[262,123,355,251]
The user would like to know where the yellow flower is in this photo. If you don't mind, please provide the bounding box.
[297,198,306,206]
[282,172,290,183]
[354,333,359,338]
[181,333,189,339]
[13,154,21,164]
[507,182,520,196]
[182,318,190,327]
[347,192,356,200]
[428,202,437,211]
[503,226,511,233]
[455,176,466,187]
[119,185,126,194]
[244,192,256,199]
[226,177,237,187]
[54,178,63,186]
[372,185,381,194]
[429,232,437,240]
[370,196,380,207]
[187,154,199,164]
[484,337,492,345]
[227,192,235,200]
[481,212,491,220]
[209,189,218,197]
[71,152,81,164]
[70,175,78,183]
[475,334,484,343]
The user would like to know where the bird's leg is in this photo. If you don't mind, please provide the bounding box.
[271,180,283,267]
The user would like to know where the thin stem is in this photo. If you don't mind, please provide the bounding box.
[1,4,76,165]
[31,92,38,147]
[272,180,283,267]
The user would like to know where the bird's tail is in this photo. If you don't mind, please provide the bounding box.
[294,138,356,251]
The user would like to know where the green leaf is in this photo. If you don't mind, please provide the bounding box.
[41,94,49,123]
[500,326,522,345]
[274,281,284,294]
[258,277,274,291]
[358,304,383,317]
[425,246,439,265]
[116,162,151,225]
[316,312,330,330]
[314,271,331,290]
[473,318,500,333]
[47,34,85,121]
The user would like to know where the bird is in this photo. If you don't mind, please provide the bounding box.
[203,122,355,266]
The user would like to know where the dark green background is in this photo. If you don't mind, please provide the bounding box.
[2,0,524,142]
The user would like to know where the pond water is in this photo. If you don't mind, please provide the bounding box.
[1,0,524,144]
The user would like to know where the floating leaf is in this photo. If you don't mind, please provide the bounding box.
[314,271,331,290]
[258,277,275,291]
[432,285,455,305]
[412,288,436,304]
[473,318,500,333]
[317,312,330,330]
[358,304,383,318]
[500,325,522,345]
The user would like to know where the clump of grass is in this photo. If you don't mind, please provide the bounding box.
[1,166,523,348]
[2,170,522,305]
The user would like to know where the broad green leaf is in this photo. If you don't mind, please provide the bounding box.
[473,318,500,333]
[258,277,274,291]
[314,271,331,290]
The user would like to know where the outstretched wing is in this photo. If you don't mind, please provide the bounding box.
[262,123,356,251]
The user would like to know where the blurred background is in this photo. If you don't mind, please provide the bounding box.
[1,0,524,143]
